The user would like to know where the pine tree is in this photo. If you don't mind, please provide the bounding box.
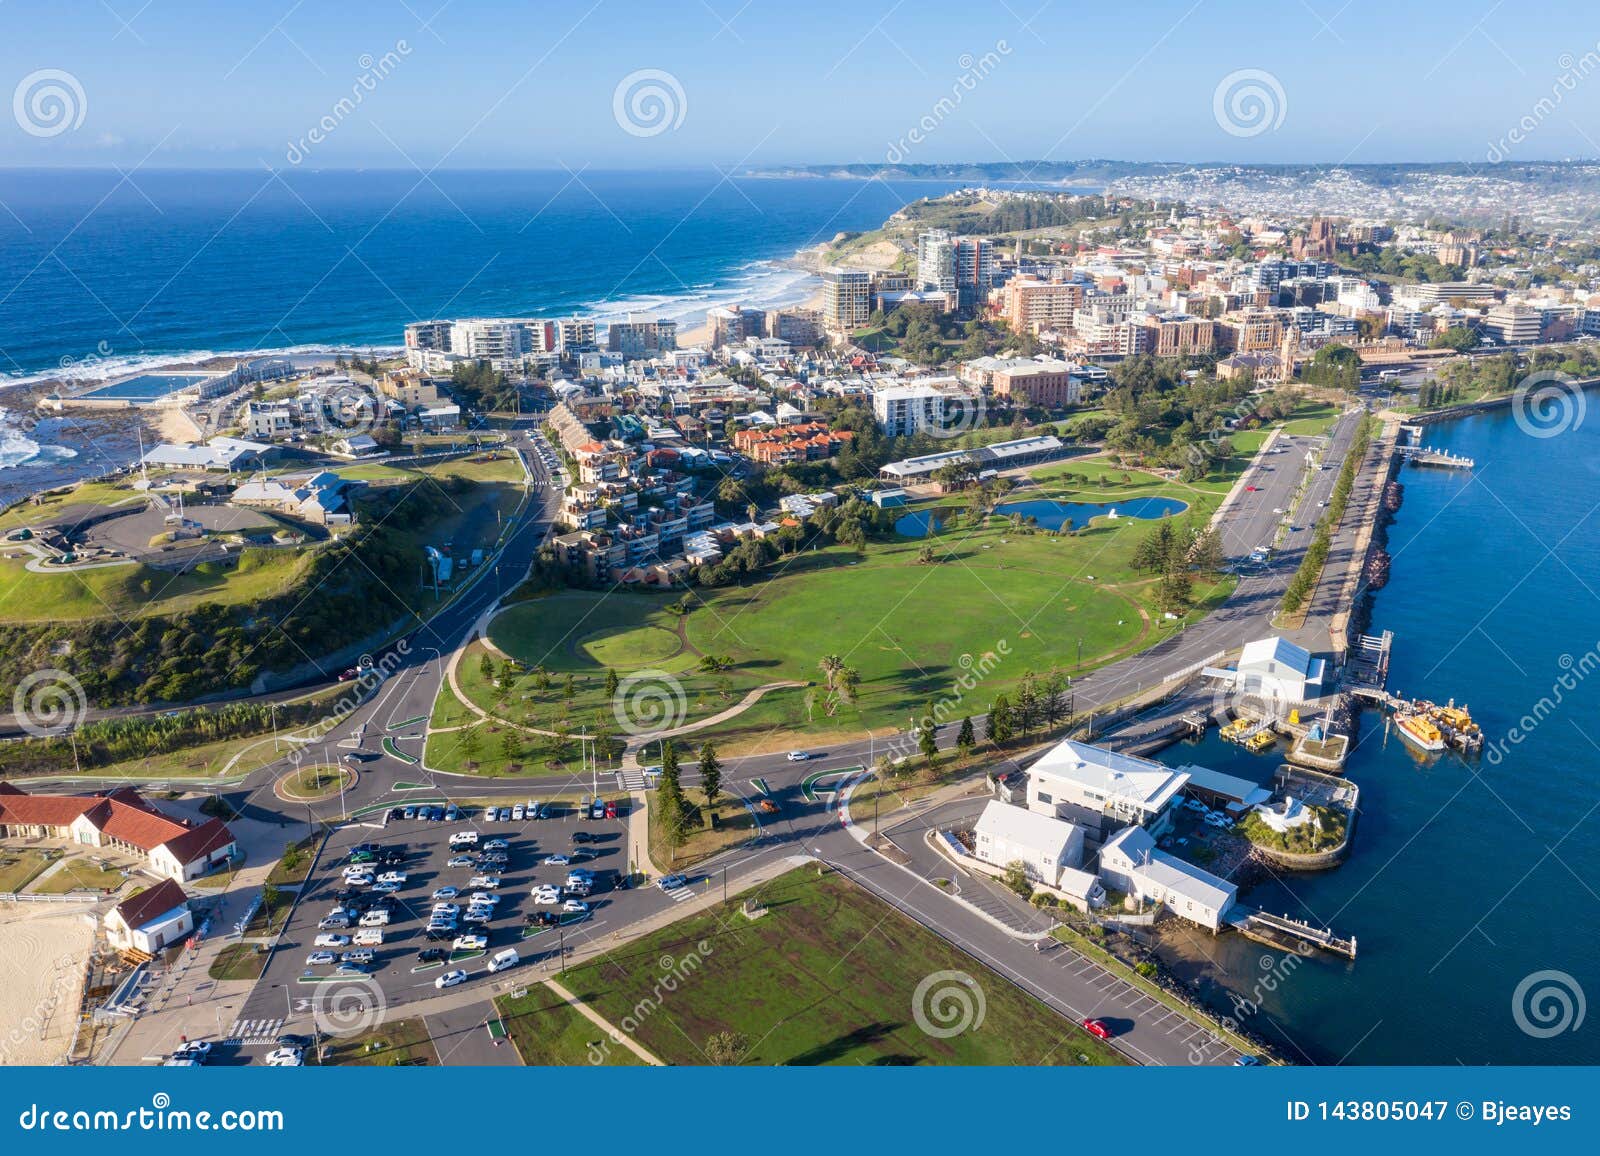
[479,652,495,682]
[986,695,1014,745]
[699,741,722,808]
[918,718,939,765]
[604,668,620,698]
[957,716,976,754]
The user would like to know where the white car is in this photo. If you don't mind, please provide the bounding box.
[1204,813,1233,829]
[1183,798,1208,813]
[446,855,475,868]
[542,854,570,866]
[562,899,590,914]
[432,886,458,901]
[468,875,501,889]
[264,1047,303,1067]
[531,888,561,905]
[469,891,500,905]
[377,871,407,884]
[511,805,525,821]
[435,969,469,990]
[483,838,509,850]
[305,950,336,966]
[314,933,351,948]
[452,934,488,951]
[785,750,810,762]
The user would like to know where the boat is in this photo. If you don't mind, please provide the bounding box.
[1245,730,1276,753]
[1429,701,1479,736]
[1394,711,1445,753]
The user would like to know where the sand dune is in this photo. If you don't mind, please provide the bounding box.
[0,906,95,1066]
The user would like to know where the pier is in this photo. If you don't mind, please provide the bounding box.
[1230,909,1358,959]
[1396,424,1474,469]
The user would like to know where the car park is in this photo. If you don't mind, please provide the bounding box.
[305,951,336,966]
[435,970,468,990]
[314,933,351,948]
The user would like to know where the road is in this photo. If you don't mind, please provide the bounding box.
[143,412,1367,1066]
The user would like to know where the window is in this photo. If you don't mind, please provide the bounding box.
[1036,791,1053,804]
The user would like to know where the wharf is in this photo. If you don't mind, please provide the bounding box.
[1229,908,1357,960]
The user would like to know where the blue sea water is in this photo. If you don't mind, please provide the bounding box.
[1155,405,1600,1065]
[0,168,981,383]
[0,167,995,492]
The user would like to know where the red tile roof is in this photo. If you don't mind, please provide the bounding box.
[0,784,233,864]
[111,879,190,930]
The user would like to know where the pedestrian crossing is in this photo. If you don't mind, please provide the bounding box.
[225,1017,285,1045]
[661,882,694,903]
[616,769,648,791]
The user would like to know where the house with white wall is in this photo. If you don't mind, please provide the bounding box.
[1098,825,1238,931]
[1026,739,1189,836]
[105,879,194,956]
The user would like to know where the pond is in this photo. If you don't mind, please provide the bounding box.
[893,509,947,538]
[991,495,1188,531]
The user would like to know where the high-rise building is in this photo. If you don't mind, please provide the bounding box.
[605,318,678,357]
[916,230,958,295]
[821,267,872,334]
[404,320,454,350]
[997,277,1084,333]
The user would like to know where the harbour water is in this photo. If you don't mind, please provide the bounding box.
[1155,405,1600,1065]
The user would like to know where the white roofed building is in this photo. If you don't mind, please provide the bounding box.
[972,800,1087,892]
[1026,738,1189,837]
[1205,636,1327,712]
[1099,825,1238,931]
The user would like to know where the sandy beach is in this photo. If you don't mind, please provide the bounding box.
[148,404,204,443]
[0,905,95,1066]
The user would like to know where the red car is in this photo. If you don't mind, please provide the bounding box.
[604,800,618,819]
[1082,1018,1113,1040]
[1245,485,1257,492]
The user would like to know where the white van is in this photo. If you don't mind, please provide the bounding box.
[358,909,390,927]
[486,947,520,974]
[352,928,385,947]
[449,830,480,849]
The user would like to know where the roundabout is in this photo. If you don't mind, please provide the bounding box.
[273,763,358,804]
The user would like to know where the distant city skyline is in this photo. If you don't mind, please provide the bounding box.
[3,0,1600,170]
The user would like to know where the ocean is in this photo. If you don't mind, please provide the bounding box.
[1155,405,1600,1065]
[0,167,1002,492]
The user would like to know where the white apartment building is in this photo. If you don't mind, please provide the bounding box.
[871,379,977,438]
[1026,738,1189,834]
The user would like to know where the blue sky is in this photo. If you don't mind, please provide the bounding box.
[3,0,1599,168]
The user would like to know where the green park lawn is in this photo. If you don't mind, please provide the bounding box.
[557,867,1125,1066]
[0,849,54,893]
[30,855,128,893]
[435,460,1232,756]
[495,985,645,1066]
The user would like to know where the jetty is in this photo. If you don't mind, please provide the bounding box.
[1396,424,1473,469]
[1229,908,1357,960]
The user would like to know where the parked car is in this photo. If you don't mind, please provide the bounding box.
[314,933,351,948]
[435,970,468,990]
[416,948,447,963]
[304,951,336,966]
[483,838,509,850]
[1082,1018,1113,1040]
[530,888,561,905]
[571,831,595,844]
[469,874,501,889]
[1234,1054,1263,1066]
[432,886,459,901]
[511,805,525,821]
[452,935,488,951]
[542,854,570,866]
[341,949,376,965]
[562,899,590,915]
[264,1047,304,1067]
[526,911,561,927]
[275,1034,313,1050]
[446,854,476,868]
